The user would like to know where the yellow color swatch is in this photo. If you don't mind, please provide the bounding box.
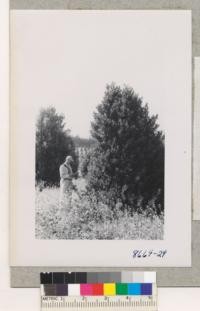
[103,283,116,296]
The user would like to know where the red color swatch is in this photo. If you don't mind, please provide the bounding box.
[92,284,104,295]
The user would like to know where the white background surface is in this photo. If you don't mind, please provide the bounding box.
[10,9,191,268]
[0,0,200,310]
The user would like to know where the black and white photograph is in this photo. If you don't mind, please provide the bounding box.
[34,11,166,240]
[35,85,164,240]
[10,10,191,266]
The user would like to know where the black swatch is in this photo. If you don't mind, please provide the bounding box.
[75,272,87,283]
[40,273,52,284]
[53,272,65,284]
[64,272,75,284]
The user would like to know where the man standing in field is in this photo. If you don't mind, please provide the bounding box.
[59,155,74,208]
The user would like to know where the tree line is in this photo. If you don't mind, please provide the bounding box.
[36,83,164,213]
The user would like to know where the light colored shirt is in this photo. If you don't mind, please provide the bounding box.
[59,163,73,180]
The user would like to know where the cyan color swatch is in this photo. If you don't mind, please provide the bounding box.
[128,283,141,295]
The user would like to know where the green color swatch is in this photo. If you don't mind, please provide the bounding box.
[116,283,128,295]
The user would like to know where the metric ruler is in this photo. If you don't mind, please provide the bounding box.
[41,295,157,311]
[41,283,157,311]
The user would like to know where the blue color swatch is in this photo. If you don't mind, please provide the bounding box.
[141,283,152,295]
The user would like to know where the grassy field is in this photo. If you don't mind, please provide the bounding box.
[35,179,164,240]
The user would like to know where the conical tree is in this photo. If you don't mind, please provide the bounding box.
[88,83,164,213]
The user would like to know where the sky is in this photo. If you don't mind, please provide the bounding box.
[11,10,190,138]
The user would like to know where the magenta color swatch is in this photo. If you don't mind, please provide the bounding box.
[80,284,93,296]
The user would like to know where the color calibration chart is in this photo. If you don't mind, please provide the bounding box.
[40,271,157,311]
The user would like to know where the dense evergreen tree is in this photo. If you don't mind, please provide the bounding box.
[88,83,164,213]
[36,107,78,185]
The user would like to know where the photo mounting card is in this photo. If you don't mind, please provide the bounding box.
[10,10,191,267]
[193,57,200,220]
